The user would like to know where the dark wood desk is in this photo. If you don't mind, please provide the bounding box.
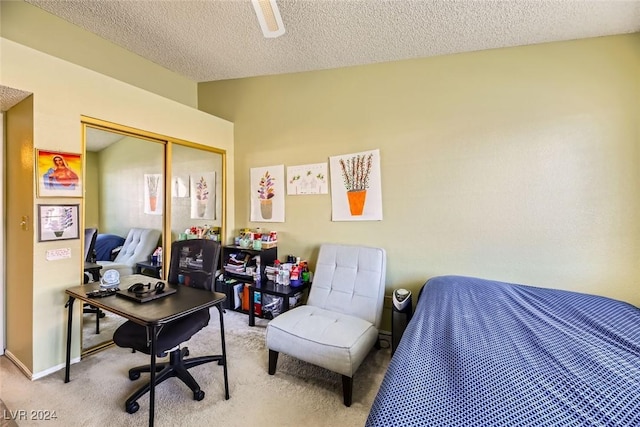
[64,275,229,427]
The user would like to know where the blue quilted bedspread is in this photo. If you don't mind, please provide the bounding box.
[366,275,640,426]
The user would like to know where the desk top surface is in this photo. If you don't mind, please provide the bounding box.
[67,274,226,326]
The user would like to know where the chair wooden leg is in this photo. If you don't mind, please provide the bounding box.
[268,350,279,375]
[342,375,353,407]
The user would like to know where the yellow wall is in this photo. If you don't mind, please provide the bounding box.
[98,136,165,237]
[0,38,234,376]
[170,144,225,241]
[199,34,640,308]
[0,1,197,108]
[84,152,99,229]
[84,139,224,245]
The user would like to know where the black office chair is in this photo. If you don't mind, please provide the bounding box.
[113,239,225,414]
[83,228,98,282]
[82,228,105,333]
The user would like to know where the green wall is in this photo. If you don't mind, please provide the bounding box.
[199,34,640,315]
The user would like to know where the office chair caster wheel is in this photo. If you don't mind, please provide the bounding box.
[126,401,140,414]
[184,348,190,357]
[194,390,205,401]
[128,371,141,381]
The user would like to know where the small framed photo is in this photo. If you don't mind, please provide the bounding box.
[36,149,83,197]
[37,204,80,242]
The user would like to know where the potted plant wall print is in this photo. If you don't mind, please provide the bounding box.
[144,174,162,215]
[250,165,285,222]
[329,149,383,221]
[286,163,329,195]
[190,172,216,220]
[196,176,209,217]
[339,153,373,215]
[257,170,275,219]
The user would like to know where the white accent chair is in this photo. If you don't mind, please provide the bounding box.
[97,228,161,278]
[266,244,386,406]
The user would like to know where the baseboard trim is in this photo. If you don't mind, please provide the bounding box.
[4,350,81,380]
[33,358,81,380]
[4,350,33,379]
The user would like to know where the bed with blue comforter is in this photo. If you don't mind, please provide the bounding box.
[366,275,640,426]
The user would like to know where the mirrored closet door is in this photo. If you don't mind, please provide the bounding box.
[81,119,166,355]
[80,118,226,356]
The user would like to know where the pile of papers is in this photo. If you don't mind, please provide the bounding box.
[264,265,278,282]
[224,252,252,275]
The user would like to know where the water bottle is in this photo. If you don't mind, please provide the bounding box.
[275,260,282,285]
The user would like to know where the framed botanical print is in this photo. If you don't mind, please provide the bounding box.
[37,204,80,242]
[36,149,83,197]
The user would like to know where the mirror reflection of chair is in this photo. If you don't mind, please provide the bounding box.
[84,228,98,265]
[266,244,386,407]
[113,239,225,414]
[82,228,104,333]
[97,228,161,278]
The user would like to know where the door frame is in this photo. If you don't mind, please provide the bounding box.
[1,111,6,353]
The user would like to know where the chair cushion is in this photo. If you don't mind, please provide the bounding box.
[96,228,160,277]
[113,228,161,267]
[266,305,379,377]
[113,308,210,357]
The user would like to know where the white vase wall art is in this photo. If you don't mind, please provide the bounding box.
[190,172,216,220]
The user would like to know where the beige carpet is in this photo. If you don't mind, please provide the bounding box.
[0,309,391,427]
[0,399,18,427]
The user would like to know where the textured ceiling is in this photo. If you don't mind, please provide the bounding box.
[25,0,640,83]
[0,86,31,112]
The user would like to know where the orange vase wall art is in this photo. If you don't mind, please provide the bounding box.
[144,174,163,215]
[329,149,383,221]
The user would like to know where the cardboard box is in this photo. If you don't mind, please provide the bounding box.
[242,283,250,311]
[261,240,277,249]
